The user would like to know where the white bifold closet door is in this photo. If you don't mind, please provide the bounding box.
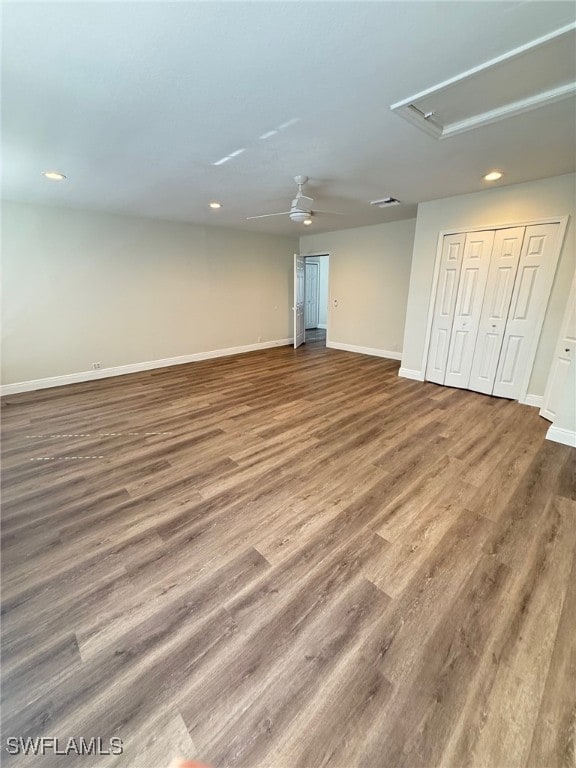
[468,227,525,394]
[492,223,562,399]
[425,233,467,385]
[443,230,495,389]
[426,221,562,400]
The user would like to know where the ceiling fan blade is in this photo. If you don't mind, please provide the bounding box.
[246,211,291,220]
[312,210,344,215]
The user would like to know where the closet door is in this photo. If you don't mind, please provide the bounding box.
[444,230,495,389]
[425,233,466,384]
[468,227,525,395]
[493,222,562,399]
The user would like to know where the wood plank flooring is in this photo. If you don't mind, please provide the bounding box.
[1,344,575,768]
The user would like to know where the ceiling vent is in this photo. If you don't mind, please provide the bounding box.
[371,197,400,208]
[390,23,576,139]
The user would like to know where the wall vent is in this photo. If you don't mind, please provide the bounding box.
[371,197,401,207]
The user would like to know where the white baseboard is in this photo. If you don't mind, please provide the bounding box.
[326,341,402,361]
[398,367,425,382]
[546,425,576,448]
[0,339,292,396]
[522,393,544,408]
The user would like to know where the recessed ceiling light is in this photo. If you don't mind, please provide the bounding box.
[303,218,313,226]
[42,171,66,181]
[209,201,222,209]
[483,170,503,181]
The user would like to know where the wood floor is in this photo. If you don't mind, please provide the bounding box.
[1,344,575,768]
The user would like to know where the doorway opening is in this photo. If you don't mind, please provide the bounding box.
[304,254,329,347]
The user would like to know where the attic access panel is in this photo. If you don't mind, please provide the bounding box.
[391,23,576,139]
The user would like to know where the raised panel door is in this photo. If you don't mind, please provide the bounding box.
[293,255,305,348]
[493,223,562,399]
[444,230,495,389]
[425,234,466,384]
[469,227,525,394]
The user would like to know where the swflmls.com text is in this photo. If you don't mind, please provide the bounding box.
[5,736,123,756]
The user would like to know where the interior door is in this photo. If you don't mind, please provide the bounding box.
[444,230,495,389]
[305,261,320,329]
[541,269,576,421]
[293,254,305,348]
[468,227,525,395]
[493,222,562,399]
[426,233,467,384]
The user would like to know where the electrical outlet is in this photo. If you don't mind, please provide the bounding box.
[258,336,262,343]
[92,362,102,370]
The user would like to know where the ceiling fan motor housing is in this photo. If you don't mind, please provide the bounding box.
[290,209,312,223]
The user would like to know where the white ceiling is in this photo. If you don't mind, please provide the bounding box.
[2,1,575,236]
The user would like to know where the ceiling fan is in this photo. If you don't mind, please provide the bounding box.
[246,175,340,225]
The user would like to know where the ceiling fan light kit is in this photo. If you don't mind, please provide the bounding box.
[290,210,311,223]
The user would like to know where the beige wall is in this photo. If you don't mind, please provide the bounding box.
[300,218,416,354]
[1,202,298,385]
[402,174,575,397]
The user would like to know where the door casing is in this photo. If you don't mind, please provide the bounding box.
[305,261,320,329]
[295,252,330,345]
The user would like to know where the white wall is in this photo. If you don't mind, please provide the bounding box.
[401,174,575,397]
[1,201,298,386]
[300,218,416,356]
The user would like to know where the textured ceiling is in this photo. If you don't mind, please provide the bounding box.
[2,1,575,236]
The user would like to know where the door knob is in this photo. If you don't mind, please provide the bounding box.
[565,348,571,353]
